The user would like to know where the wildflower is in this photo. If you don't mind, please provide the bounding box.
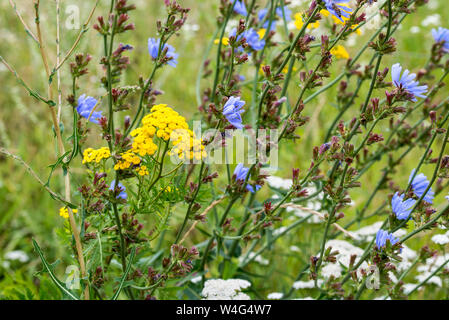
[432,27,449,52]
[230,28,265,51]
[409,170,435,204]
[330,45,350,59]
[114,151,141,171]
[59,207,78,219]
[243,28,266,51]
[232,0,247,16]
[323,0,352,23]
[202,279,251,300]
[431,234,449,245]
[294,12,320,30]
[148,38,178,67]
[375,229,399,249]
[391,192,416,220]
[109,180,127,200]
[136,165,149,176]
[223,96,245,129]
[233,163,261,193]
[267,292,284,300]
[77,94,102,124]
[446,195,449,201]
[214,37,230,46]
[391,63,428,102]
[4,251,29,263]
[82,147,111,164]
[266,176,293,190]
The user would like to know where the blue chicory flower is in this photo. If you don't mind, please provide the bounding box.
[432,27,449,53]
[323,0,352,22]
[148,38,178,67]
[109,180,127,200]
[232,0,247,16]
[229,28,265,52]
[223,96,245,129]
[391,63,428,102]
[76,94,102,124]
[408,169,435,204]
[233,163,262,193]
[242,28,266,51]
[391,192,416,220]
[376,229,399,249]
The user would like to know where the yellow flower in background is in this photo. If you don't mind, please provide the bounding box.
[294,12,320,30]
[214,37,229,46]
[330,45,350,59]
[82,147,111,164]
[59,207,77,219]
[331,14,362,35]
[320,9,330,17]
[257,29,267,39]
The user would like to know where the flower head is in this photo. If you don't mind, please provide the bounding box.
[376,229,399,249]
[391,63,428,102]
[409,169,435,204]
[323,0,352,22]
[109,180,127,200]
[391,192,416,220]
[223,96,245,129]
[232,0,247,16]
[148,38,178,67]
[233,163,261,193]
[230,28,265,51]
[77,94,102,124]
[432,27,449,52]
[242,28,266,51]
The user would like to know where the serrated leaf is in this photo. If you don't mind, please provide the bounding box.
[32,239,79,300]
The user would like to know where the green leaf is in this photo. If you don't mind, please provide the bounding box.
[32,239,79,300]
[111,247,136,300]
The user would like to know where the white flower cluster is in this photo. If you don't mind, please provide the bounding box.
[266,176,293,190]
[267,292,284,300]
[292,279,323,289]
[201,279,251,300]
[431,232,449,245]
[413,254,449,289]
[4,250,29,263]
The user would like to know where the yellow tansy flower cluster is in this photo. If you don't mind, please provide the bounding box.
[170,128,206,161]
[114,151,141,170]
[59,207,78,219]
[136,165,149,176]
[138,104,190,142]
[82,147,111,164]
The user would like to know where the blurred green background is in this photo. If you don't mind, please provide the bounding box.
[0,0,448,299]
